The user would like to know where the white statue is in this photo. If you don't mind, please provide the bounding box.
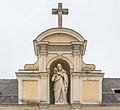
[52,63,68,104]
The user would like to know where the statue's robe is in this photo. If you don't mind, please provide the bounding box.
[52,69,68,104]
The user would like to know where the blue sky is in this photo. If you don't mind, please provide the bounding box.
[0,0,120,78]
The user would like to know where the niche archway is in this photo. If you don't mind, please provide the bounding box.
[49,58,71,104]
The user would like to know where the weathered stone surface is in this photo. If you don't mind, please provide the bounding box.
[49,105,72,110]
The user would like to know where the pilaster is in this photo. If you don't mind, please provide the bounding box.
[39,73,48,102]
[38,42,48,72]
[72,72,81,103]
[72,44,81,72]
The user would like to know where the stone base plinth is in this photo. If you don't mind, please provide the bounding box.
[48,105,72,110]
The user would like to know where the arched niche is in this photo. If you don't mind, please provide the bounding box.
[49,58,71,104]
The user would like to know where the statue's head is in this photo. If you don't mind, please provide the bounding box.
[57,63,62,71]
[54,68,58,74]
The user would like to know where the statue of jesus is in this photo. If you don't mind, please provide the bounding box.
[52,63,68,104]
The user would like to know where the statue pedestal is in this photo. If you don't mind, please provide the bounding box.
[72,101,82,110]
[39,101,48,110]
[48,104,72,110]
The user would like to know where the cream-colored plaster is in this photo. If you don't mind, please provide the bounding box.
[40,77,48,102]
[82,80,100,103]
[82,106,120,110]
[62,53,74,64]
[18,78,22,104]
[16,72,41,104]
[42,33,78,42]
[0,105,38,110]
[72,76,80,102]
[36,28,85,42]
[24,58,39,71]
[47,53,58,64]
[22,80,38,102]
[73,54,81,72]
[39,54,47,72]
[81,59,96,71]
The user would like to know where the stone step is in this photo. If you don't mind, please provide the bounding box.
[48,104,72,110]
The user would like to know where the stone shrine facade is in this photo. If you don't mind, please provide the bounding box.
[16,27,104,107]
[15,3,105,108]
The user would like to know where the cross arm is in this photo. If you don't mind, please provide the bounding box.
[52,9,59,15]
[62,9,69,15]
[52,9,68,15]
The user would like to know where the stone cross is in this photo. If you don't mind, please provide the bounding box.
[52,3,68,28]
